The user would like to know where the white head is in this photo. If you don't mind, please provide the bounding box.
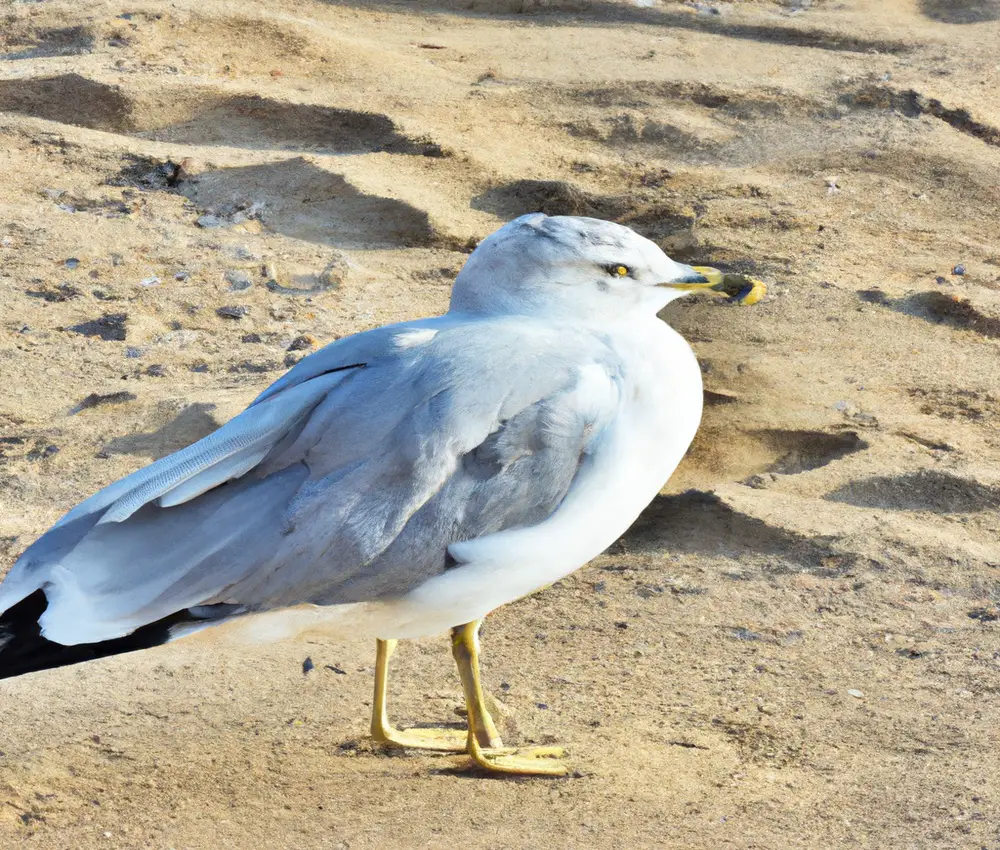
[449,213,715,320]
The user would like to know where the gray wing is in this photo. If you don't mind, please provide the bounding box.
[0,316,623,645]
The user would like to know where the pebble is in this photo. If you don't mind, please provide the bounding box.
[64,257,80,269]
[27,444,59,461]
[224,270,253,291]
[952,264,966,275]
[140,276,160,287]
[302,657,315,675]
[77,391,137,410]
[174,271,190,281]
[229,359,279,373]
[26,283,81,303]
[160,329,201,348]
[196,214,224,228]
[228,245,258,261]
[68,313,128,341]
[287,334,316,352]
[847,689,864,699]
[216,305,249,320]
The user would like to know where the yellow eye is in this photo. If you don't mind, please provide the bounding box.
[613,265,629,277]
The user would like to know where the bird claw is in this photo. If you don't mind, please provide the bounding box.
[468,742,569,776]
[372,724,469,752]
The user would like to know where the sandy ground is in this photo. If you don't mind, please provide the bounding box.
[1,0,1000,846]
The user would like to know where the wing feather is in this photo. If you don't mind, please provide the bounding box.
[74,367,360,526]
[0,316,625,646]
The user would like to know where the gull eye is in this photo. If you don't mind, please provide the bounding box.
[605,264,631,278]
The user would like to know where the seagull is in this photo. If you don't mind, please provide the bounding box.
[0,214,763,775]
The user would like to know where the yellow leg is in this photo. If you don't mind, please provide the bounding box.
[370,637,466,751]
[452,620,568,776]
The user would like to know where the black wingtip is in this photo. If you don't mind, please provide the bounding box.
[0,590,187,680]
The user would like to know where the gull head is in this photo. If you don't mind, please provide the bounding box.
[449,213,755,321]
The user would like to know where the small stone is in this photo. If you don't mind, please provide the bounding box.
[241,333,263,344]
[27,444,59,461]
[145,364,168,377]
[140,276,160,287]
[189,361,209,373]
[952,264,966,276]
[968,606,999,622]
[847,689,864,699]
[216,305,249,320]
[228,359,280,374]
[67,313,128,341]
[26,283,81,303]
[77,391,136,410]
[196,214,223,228]
[224,270,253,291]
[228,245,258,261]
[160,329,201,348]
[302,657,315,674]
[174,270,190,281]
[64,257,80,269]
[287,334,316,352]
[125,347,143,358]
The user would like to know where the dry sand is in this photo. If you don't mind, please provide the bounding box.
[1,0,1000,846]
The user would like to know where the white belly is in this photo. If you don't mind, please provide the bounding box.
[219,318,704,645]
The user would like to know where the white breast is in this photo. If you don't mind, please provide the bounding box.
[352,316,705,639]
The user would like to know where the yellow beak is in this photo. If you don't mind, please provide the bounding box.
[659,266,767,305]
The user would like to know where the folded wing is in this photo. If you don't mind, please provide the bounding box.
[0,317,624,645]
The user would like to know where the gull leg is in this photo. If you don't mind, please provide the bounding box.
[370,637,466,751]
[452,620,568,776]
